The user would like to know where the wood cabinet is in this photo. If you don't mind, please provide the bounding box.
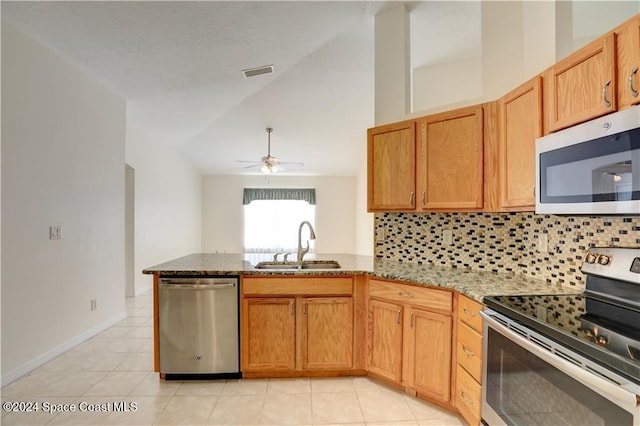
[403,307,452,402]
[367,120,416,211]
[546,33,617,132]
[417,105,484,210]
[368,298,403,382]
[367,279,454,405]
[242,298,296,370]
[241,276,357,375]
[498,76,542,210]
[616,15,640,109]
[301,297,353,370]
[454,294,484,426]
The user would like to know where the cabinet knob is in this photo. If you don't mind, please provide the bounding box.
[630,67,639,98]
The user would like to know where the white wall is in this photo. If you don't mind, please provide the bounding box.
[202,175,356,254]
[1,23,126,384]
[125,126,202,295]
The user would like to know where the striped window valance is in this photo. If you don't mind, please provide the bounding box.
[243,188,316,205]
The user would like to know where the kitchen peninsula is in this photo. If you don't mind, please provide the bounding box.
[144,252,580,423]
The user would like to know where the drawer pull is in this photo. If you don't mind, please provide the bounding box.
[602,80,612,108]
[290,301,295,317]
[463,308,476,317]
[396,309,401,325]
[410,311,415,328]
[461,391,474,405]
[462,345,475,357]
[398,292,415,298]
[629,67,638,98]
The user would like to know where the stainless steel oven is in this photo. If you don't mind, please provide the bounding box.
[481,248,640,425]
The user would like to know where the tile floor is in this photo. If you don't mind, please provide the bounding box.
[1,291,465,425]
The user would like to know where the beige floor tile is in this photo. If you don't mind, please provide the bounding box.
[176,380,227,396]
[352,377,395,393]
[417,416,465,426]
[114,316,150,327]
[267,378,311,394]
[113,352,154,371]
[367,421,418,426]
[130,372,183,397]
[136,339,155,353]
[3,372,107,397]
[83,371,148,396]
[404,395,462,422]
[153,395,217,425]
[93,326,136,339]
[107,338,149,353]
[260,393,312,425]
[310,377,355,393]
[356,389,414,423]
[103,396,171,425]
[311,392,363,425]
[126,326,154,338]
[222,379,269,395]
[207,394,265,425]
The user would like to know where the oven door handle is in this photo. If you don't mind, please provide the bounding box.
[481,311,639,414]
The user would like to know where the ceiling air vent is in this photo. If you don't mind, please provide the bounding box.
[242,64,274,78]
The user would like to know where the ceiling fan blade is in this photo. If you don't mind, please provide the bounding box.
[243,163,263,169]
[278,161,305,166]
[235,160,261,163]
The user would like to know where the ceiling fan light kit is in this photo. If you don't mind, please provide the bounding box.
[235,127,304,174]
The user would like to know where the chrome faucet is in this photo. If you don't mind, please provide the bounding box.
[297,221,316,262]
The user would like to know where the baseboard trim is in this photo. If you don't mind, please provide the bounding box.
[1,311,127,387]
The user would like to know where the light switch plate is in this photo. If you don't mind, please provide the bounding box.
[442,229,453,245]
[375,227,385,243]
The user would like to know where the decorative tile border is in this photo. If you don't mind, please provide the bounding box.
[374,212,640,290]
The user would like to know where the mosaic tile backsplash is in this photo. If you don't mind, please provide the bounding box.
[374,212,640,290]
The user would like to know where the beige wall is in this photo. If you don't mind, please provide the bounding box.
[125,126,202,295]
[202,175,357,255]
[1,23,126,384]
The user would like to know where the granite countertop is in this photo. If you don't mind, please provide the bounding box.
[143,253,582,303]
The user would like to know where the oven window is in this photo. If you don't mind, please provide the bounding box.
[539,127,640,203]
[485,328,632,425]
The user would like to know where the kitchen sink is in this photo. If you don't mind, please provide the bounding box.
[254,260,341,270]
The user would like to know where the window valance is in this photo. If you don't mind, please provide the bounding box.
[243,188,316,205]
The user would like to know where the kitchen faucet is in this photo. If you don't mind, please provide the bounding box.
[297,221,316,262]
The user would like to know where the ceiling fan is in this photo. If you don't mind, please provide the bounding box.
[236,127,304,174]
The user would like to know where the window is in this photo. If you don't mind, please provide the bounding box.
[243,188,316,254]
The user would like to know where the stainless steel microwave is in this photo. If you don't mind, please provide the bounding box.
[535,106,640,215]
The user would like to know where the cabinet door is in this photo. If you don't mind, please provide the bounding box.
[241,298,295,371]
[616,15,640,109]
[499,76,542,210]
[368,299,403,382]
[547,33,616,132]
[301,297,353,370]
[420,106,484,210]
[404,308,452,403]
[368,121,416,211]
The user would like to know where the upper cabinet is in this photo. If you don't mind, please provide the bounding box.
[616,15,640,109]
[368,105,484,213]
[546,33,616,133]
[417,106,484,210]
[367,120,416,211]
[498,76,542,210]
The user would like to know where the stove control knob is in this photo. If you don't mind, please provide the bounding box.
[597,254,611,266]
[585,253,598,264]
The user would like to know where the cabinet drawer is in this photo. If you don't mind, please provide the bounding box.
[458,295,483,333]
[368,279,452,312]
[457,320,483,383]
[242,277,352,296]
[455,364,482,426]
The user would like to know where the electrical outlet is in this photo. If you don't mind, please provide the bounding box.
[536,234,548,253]
[49,226,61,240]
[536,305,547,322]
[375,227,385,243]
[90,299,97,311]
[442,229,453,245]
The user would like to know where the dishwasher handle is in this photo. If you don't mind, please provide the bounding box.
[159,279,237,290]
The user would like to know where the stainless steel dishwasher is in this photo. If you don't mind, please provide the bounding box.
[159,276,240,378]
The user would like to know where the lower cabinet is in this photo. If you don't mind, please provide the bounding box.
[367,279,454,405]
[241,276,356,374]
[455,294,485,426]
[242,298,296,371]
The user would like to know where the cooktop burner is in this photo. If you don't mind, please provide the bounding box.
[484,247,640,386]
